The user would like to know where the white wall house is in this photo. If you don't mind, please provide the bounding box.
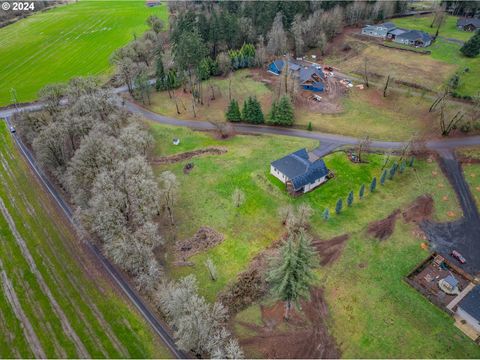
[456,285,480,333]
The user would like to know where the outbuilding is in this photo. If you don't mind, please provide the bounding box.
[457,18,480,32]
[270,148,331,195]
[267,59,301,76]
[361,22,397,39]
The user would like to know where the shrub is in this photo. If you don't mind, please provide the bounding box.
[226,99,241,122]
[335,198,343,214]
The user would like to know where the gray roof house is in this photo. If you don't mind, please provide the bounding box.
[361,22,397,39]
[386,27,408,39]
[270,148,330,195]
[457,18,480,31]
[393,30,432,47]
[456,285,480,332]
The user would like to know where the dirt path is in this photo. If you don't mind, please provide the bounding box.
[0,196,90,358]
[0,264,46,359]
[151,147,227,165]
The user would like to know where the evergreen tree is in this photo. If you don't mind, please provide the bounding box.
[323,208,330,221]
[241,98,252,122]
[226,99,241,122]
[409,156,415,167]
[335,198,343,214]
[269,101,278,124]
[460,30,480,57]
[359,184,365,200]
[275,95,295,126]
[389,163,398,180]
[370,177,377,193]
[399,160,406,174]
[380,170,387,186]
[267,231,318,320]
[249,97,264,124]
[307,122,313,131]
[347,191,354,207]
[155,53,166,91]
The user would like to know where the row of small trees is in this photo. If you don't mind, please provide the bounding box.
[324,157,415,220]
[225,95,295,126]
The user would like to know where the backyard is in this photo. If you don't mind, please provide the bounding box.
[146,121,479,357]
[0,122,171,358]
[0,1,167,105]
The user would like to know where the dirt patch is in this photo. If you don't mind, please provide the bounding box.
[402,194,434,223]
[151,147,227,165]
[174,227,224,260]
[219,240,282,315]
[367,209,400,241]
[312,234,349,266]
[238,288,340,359]
[183,162,194,174]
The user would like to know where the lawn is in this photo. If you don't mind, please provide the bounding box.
[393,14,474,42]
[0,122,171,358]
[147,122,477,357]
[148,121,460,302]
[147,69,433,141]
[459,147,480,208]
[0,1,167,105]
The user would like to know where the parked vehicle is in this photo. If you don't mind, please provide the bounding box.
[451,250,466,264]
[9,126,16,133]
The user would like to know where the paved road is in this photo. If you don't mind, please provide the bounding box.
[2,116,187,359]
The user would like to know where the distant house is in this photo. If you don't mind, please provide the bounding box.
[361,22,397,39]
[299,66,325,92]
[386,27,408,40]
[267,59,301,76]
[456,285,480,332]
[457,18,480,31]
[393,30,432,47]
[270,148,330,195]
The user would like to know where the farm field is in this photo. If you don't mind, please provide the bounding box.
[148,122,460,300]
[0,122,171,358]
[146,69,433,141]
[147,121,479,357]
[0,1,167,105]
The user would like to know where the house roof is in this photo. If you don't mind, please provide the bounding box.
[443,274,459,288]
[271,149,329,191]
[272,59,301,72]
[388,28,408,36]
[396,30,432,43]
[299,66,325,83]
[457,18,480,27]
[379,22,397,29]
[458,285,480,320]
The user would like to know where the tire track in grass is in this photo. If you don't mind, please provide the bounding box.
[0,260,46,358]
[0,196,90,358]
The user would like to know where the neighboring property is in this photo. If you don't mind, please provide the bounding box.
[299,66,325,92]
[267,59,301,76]
[361,22,433,47]
[456,285,480,333]
[438,274,460,295]
[393,30,433,47]
[361,22,397,39]
[267,60,326,92]
[270,148,331,195]
[457,18,480,32]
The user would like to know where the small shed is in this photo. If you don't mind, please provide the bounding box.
[457,18,480,31]
[268,59,301,76]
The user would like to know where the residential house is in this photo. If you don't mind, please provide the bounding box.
[393,30,432,47]
[270,148,330,195]
[386,27,408,40]
[457,18,480,31]
[267,59,301,76]
[438,274,460,295]
[456,285,480,332]
[361,22,397,39]
[299,66,325,92]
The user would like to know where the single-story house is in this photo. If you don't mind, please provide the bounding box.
[299,65,325,92]
[270,148,330,195]
[457,18,480,31]
[456,285,480,332]
[386,27,408,40]
[361,22,397,39]
[393,30,432,47]
[267,59,301,76]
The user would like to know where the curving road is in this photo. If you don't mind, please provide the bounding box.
[2,117,187,359]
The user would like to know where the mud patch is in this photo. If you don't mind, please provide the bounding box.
[175,227,224,260]
[312,234,349,266]
[367,209,400,241]
[402,194,434,223]
[151,147,227,165]
[238,288,340,359]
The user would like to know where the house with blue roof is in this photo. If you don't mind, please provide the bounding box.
[299,66,325,92]
[270,148,331,195]
[267,59,301,76]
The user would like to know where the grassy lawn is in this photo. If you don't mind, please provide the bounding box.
[0,1,167,105]
[147,122,477,357]
[149,122,460,302]
[459,147,480,208]
[393,14,474,42]
[0,122,171,358]
[147,69,433,141]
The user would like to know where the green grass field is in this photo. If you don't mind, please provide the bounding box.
[0,122,171,358]
[0,1,167,105]
[147,122,479,357]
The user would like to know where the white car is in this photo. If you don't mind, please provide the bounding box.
[9,126,16,133]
